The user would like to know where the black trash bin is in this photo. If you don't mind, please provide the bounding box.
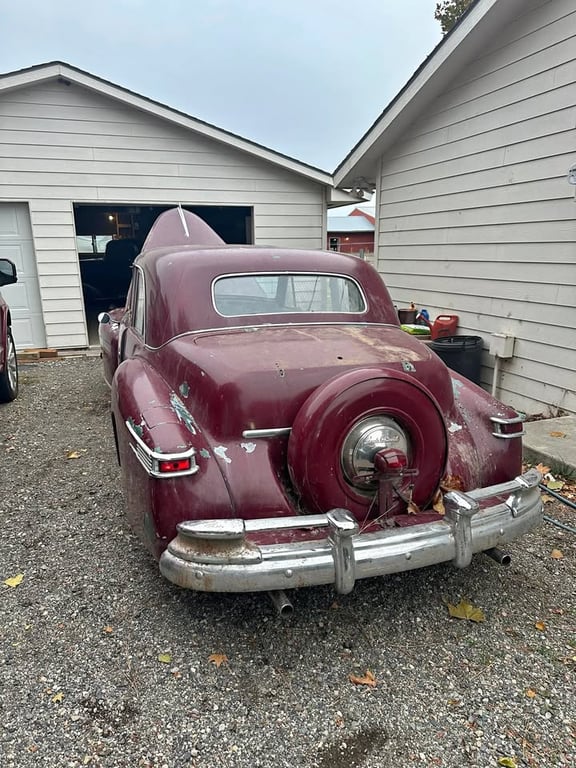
[429,335,483,385]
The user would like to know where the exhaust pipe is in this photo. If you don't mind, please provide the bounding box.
[484,547,511,566]
[268,590,294,617]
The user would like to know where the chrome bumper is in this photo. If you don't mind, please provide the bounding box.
[159,469,542,594]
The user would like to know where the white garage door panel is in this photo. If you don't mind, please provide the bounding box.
[0,203,45,349]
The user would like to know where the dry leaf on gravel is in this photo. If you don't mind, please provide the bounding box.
[535,463,550,475]
[525,688,537,698]
[3,573,23,588]
[67,450,81,459]
[498,758,517,768]
[102,625,114,634]
[551,549,564,560]
[208,653,228,668]
[51,692,64,704]
[158,653,172,664]
[534,621,546,632]
[541,494,554,504]
[549,431,567,438]
[349,670,377,687]
[447,598,485,623]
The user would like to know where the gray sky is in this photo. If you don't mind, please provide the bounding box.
[0,0,441,171]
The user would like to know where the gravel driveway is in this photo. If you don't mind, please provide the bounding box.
[1,357,574,768]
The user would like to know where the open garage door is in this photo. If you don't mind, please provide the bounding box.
[0,203,46,349]
[74,204,253,344]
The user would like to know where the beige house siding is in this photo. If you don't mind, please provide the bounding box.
[0,80,325,348]
[376,0,576,414]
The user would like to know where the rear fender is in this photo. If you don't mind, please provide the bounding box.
[445,373,523,489]
[112,358,233,558]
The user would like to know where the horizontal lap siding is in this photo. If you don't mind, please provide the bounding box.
[0,82,324,347]
[377,0,576,414]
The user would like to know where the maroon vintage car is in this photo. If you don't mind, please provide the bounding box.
[0,258,18,403]
[99,208,541,606]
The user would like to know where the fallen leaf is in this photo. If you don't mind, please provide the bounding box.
[541,494,554,504]
[535,463,550,475]
[441,474,464,492]
[52,692,64,703]
[28,745,38,753]
[335,712,345,727]
[407,500,420,515]
[525,688,537,699]
[67,451,81,460]
[534,621,546,632]
[432,489,445,515]
[102,625,114,634]
[549,431,566,438]
[3,573,24,588]
[547,480,565,491]
[551,549,564,560]
[208,653,228,668]
[498,758,517,768]
[158,653,172,664]
[349,670,377,687]
[447,598,485,623]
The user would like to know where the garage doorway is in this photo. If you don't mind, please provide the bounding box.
[73,204,253,344]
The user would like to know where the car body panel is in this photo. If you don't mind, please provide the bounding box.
[99,209,541,593]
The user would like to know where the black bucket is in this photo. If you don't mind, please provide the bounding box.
[429,335,483,385]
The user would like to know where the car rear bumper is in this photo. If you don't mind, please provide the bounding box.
[159,469,542,594]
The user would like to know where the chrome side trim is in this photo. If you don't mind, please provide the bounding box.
[242,427,292,439]
[125,419,199,478]
[490,415,525,439]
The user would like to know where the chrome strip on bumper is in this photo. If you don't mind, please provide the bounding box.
[159,469,542,594]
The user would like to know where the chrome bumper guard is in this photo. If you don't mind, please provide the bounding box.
[159,469,542,594]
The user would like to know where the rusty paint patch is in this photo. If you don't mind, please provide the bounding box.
[179,382,190,398]
[240,442,257,454]
[214,446,232,464]
[169,392,197,435]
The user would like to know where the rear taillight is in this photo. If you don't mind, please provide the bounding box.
[158,457,193,473]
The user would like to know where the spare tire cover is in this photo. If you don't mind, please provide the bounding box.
[287,367,448,517]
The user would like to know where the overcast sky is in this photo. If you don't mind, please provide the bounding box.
[0,0,441,171]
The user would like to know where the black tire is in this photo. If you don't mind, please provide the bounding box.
[0,329,18,402]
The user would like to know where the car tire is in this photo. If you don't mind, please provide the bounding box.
[0,329,18,402]
[288,367,448,518]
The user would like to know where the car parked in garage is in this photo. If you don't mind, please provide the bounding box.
[98,209,542,601]
[0,258,18,402]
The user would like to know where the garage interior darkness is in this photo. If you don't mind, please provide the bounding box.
[73,204,253,344]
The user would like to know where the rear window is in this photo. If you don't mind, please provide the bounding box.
[213,273,366,317]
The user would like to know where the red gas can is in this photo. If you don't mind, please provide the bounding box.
[431,315,458,340]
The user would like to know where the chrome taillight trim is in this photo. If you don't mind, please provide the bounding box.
[490,415,525,439]
[125,419,199,478]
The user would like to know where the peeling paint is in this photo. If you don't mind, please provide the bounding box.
[179,382,190,398]
[451,378,464,399]
[402,361,416,373]
[240,442,257,454]
[275,362,286,378]
[127,416,144,438]
[448,422,463,434]
[199,448,211,459]
[214,446,232,464]
[169,392,197,435]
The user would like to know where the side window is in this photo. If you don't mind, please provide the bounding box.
[132,269,146,338]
